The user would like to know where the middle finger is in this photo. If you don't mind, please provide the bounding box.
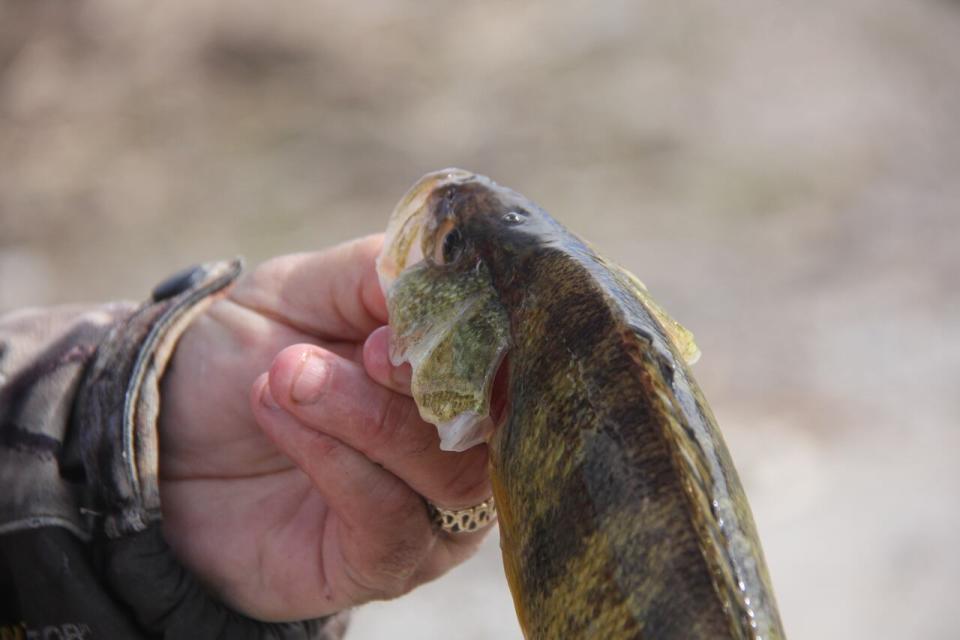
[266,343,492,510]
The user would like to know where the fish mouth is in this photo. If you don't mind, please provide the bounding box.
[378,168,513,452]
[432,350,511,451]
[376,167,475,292]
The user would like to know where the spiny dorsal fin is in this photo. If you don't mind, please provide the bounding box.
[605,259,702,365]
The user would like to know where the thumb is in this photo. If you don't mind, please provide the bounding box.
[229,234,388,341]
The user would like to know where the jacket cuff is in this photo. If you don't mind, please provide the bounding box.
[75,259,244,538]
[104,524,351,639]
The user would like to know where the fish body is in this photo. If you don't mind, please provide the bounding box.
[378,170,786,640]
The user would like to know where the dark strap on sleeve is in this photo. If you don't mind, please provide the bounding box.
[75,260,244,537]
[1,261,348,639]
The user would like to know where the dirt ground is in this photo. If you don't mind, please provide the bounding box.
[2,1,959,638]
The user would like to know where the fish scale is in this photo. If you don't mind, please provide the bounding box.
[491,249,733,638]
[378,169,786,640]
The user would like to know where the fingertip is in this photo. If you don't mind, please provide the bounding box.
[357,234,389,325]
[266,344,329,406]
[362,284,389,327]
[268,343,313,380]
[363,327,412,394]
[362,326,390,378]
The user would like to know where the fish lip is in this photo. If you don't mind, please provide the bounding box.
[376,168,476,293]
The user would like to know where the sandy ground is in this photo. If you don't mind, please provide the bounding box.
[2,1,959,638]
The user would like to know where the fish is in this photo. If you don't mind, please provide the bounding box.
[376,169,786,639]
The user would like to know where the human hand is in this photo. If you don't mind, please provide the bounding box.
[157,235,493,622]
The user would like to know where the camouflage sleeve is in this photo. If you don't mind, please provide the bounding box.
[0,262,348,640]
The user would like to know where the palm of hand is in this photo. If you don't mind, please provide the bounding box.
[157,237,492,622]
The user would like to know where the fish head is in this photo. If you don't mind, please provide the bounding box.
[377,168,550,451]
[378,168,560,294]
[377,168,703,451]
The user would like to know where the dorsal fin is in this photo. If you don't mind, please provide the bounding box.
[603,259,701,365]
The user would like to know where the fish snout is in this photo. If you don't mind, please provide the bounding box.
[377,168,477,291]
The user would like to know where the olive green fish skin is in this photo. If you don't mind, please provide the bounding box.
[389,174,786,639]
[388,261,509,429]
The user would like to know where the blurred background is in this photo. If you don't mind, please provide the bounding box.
[1,0,958,637]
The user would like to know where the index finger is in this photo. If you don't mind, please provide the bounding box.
[229,234,388,341]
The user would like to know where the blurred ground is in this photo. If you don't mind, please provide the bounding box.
[2,1,959,638]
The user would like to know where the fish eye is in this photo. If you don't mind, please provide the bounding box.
[434,220,465,265]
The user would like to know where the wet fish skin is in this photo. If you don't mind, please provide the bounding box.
[387,259,510,449]
[381,171,786,640]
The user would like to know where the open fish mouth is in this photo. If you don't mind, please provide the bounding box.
[376,168,475,292]
[376,168,511,451]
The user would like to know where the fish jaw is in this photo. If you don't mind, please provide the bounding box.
[386,262,510,451]
[378,170,511,452]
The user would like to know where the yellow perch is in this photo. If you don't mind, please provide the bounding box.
[378,169,786,639]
